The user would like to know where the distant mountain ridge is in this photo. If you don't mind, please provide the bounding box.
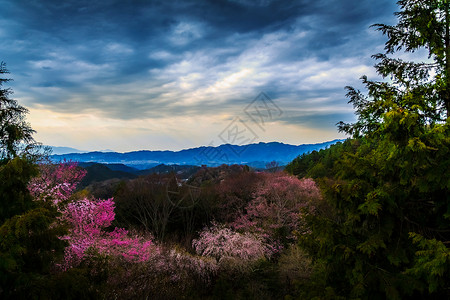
[49,146,86,155]
[50,140,344,169]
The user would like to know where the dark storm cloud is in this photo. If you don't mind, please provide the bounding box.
[0,0,398,129]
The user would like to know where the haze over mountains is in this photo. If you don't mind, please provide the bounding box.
[50,146,86,155]
[50,140,343,169]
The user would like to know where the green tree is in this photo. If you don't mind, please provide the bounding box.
[0,62,66,299]
[339,0,449,140]
[289,1,450,298]
[0,62,35,161]
[0,61,40,223]
[0,157,38,224]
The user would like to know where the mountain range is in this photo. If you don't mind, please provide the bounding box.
[50,140,343,169]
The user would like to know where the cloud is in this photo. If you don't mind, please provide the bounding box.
[104,43,134,55]
[14,1,385,124]
[168,21,205,45]
[1,0,416,151]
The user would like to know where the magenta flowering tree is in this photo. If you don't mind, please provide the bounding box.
[59,196,156,270]
[58,197,112,268]
[28,161,156,270]
[28,160,87,205]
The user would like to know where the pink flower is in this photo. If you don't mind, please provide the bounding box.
[229,173,320,243]
[28,160,87,205]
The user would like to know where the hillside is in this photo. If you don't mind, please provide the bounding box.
[76,162,201,189]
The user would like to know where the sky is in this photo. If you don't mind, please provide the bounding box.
[0,0,401,152]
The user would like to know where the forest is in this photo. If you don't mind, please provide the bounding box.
[1,1,449,299]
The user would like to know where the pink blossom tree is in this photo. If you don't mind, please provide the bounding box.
[28,160,87,205]
[28,161,156,270]
[231,173,320,242]
[58,196,158,270]
[192,222,278,264]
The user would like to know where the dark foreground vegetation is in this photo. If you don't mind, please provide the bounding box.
[1,1,450,299]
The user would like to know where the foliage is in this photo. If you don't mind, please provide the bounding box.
[407,232,450,293]
[0,207,67,298]
[0,62,35,161]
[277,244,313,297]
[101,246,219,299]
[188,164,249,186]
[0,63,58,299]
[192,222,275,264]
[114,173,209,243]
[55,162,324,298]
[286,1,450,298]
[0,156,38,223]
[0,151,328,299]
[0,61,42,223]
[59,197,155,270]
[215,170,265,223]
[338,0,450,140]
[230,173,320,246]
[28,160,87,204]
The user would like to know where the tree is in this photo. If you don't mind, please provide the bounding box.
[0,63,39,223]
[339,0,449,139]
[290,1,450,298]
[28,161,87,205]
[0,62,35,161]
[192,222,275,264]
[0,62,44,222]
[215,170,264,223]
[0,156,38,223]
[114,174,186,240]
[59,197,155,270]
[230,173,320,246]
[0,62,64,299]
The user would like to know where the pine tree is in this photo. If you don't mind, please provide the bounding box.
[0,62,39,222]
[0,62,35,161]
[339,0,450,139]
[291,1,450,298]
[0,62,64,299]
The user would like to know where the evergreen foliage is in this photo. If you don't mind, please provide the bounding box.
[0,62,35,161]
[0,63,66,299]
[287,1,450,298]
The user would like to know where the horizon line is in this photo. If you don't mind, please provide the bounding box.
[49,138,346,155]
